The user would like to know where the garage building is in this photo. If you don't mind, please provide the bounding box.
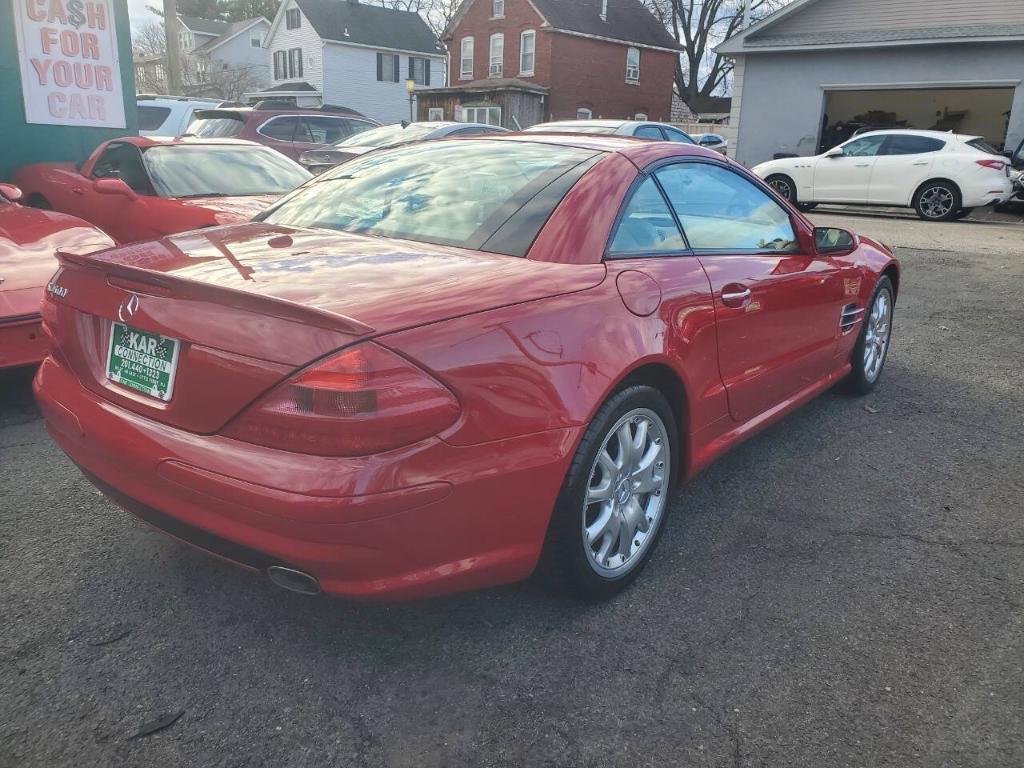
[719,0,1024,166]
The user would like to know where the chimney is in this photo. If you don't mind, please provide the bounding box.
[600,0,608,22]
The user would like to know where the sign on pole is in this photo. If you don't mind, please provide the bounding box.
[14,0,126,129]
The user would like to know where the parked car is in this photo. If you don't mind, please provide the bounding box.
[137,95,220,137]
[753,129,1014,220]
[185,103,380,161]
[15,137,311,244]
[0,183,114,369]
[34,134,899,602]
[299,121,508,174]
[692,132,728,155]
[525,119,695,143]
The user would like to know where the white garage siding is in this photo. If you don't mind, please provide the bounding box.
[730,43,1024,166]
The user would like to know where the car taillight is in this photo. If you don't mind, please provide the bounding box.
[976,159,1006,171]
[222,343,460,456]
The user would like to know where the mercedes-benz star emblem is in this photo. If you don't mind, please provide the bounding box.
[118,295,140,323]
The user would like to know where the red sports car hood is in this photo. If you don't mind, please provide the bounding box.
[176,194,281,223]
[87,222,606,334]
[0,204,113,317]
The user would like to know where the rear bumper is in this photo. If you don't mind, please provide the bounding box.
[960,176,1014,207]
[0,314,47,369]
[34,356,580,601]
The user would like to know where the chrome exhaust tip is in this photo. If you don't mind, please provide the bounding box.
[267,566,321,596]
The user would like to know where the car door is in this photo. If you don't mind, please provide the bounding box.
[812,134,887,203]
[655,161,849,422]
[662,126,695,144]
[868,134,944,205]
[79,143,158,243]
[293,116,352,157]
[633,125,663,140]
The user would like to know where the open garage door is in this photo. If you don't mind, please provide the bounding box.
[821,87,1015,152]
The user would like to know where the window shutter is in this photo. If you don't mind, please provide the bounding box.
[425,59,430,86]
[408,56,413,80]
[376,52,382,81]
[393,54,400,82]
[297,50,303,78]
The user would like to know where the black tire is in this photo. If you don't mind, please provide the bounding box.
[765,174,798,205]
[913,180,961,221]
[543,385,678,599]
[951,207,973,220]
[844,276,895,395]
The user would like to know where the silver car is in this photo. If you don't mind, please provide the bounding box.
[524,119,694,143]
[692,133,728,155]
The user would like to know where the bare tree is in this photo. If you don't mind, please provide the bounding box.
[133,21,168,57]
[371,0,460,41]
[645,0,790,102]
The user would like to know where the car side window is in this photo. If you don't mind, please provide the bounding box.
[303,116,349,144]
[608,177,687,256]
[91,144,155,194]
[259,116,299,141]
[634,125,663,139]
[840,135,886,157]
[881,135,945,155]
[663,126,694,144]
[346,119,376,138]
[655,163,797,252]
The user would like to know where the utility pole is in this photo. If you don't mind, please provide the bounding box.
[164,0,182,95]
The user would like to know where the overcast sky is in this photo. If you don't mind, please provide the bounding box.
[127,0,160,31]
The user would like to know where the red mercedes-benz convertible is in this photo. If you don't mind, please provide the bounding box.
[14,137,311,245]
[0,184,114,369]
[34,135,899,601]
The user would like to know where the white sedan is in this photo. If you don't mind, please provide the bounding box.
[752,129,1013,221]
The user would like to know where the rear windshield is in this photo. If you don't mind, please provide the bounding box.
[142,145,311,198]
[966,138,1003,155]
[335,123,438,148]
[261,140,597,252]
[137,105,171,131]
[187,113,245,138]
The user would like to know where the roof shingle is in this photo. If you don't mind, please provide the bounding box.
[530,0,679,50]
[295,0,441,54]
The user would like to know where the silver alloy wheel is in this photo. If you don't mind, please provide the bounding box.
[769,178,793,201]
[582,408,670,577]
[863,287,892,383]
[919,185,954,219]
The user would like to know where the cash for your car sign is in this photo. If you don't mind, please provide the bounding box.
[106,323,181,402]
[14,0,126,128]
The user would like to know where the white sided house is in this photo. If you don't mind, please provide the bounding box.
[253,0,445,123]
[191,17,273,93]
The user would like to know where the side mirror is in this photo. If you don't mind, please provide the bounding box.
[825,147,844,158]
[814,226,857,256]
[699,136,714,145]
[0,183,23,202]
[93,177,138,200]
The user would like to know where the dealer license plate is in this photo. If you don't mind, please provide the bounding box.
[106,322,180,401]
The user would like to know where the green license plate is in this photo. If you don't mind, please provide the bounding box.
[106,322,180,402]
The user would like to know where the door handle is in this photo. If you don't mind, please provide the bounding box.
[721,286,751,308]
[912,161,928,166]
[71,186,85,194]
[855,163,870,167]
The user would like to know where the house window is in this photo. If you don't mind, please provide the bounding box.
[460,37,474,79]
[428,107,444,121]
[273,50,287,80]
[634,112,648,120]
[408,56,431,86]
[463,105,501,126]
[489,33,503,77]
[626,47,640,83]
[286,8,300,29]
[492,0,504,18]
[576,107,592,120]
[287,47,303,78]
[519,30,535,76]
[250,30,264,48]
[377,52,400,82]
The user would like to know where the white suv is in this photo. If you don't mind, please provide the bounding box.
[137,96,221,137]
[752,129,1013,221]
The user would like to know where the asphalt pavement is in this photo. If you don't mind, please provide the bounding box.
[1,217,1022,767]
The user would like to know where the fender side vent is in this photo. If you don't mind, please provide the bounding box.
[840,304,864,335]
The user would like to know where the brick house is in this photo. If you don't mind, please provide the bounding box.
[417,0,678,128]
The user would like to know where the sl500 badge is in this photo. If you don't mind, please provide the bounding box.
[46,281,68,299]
